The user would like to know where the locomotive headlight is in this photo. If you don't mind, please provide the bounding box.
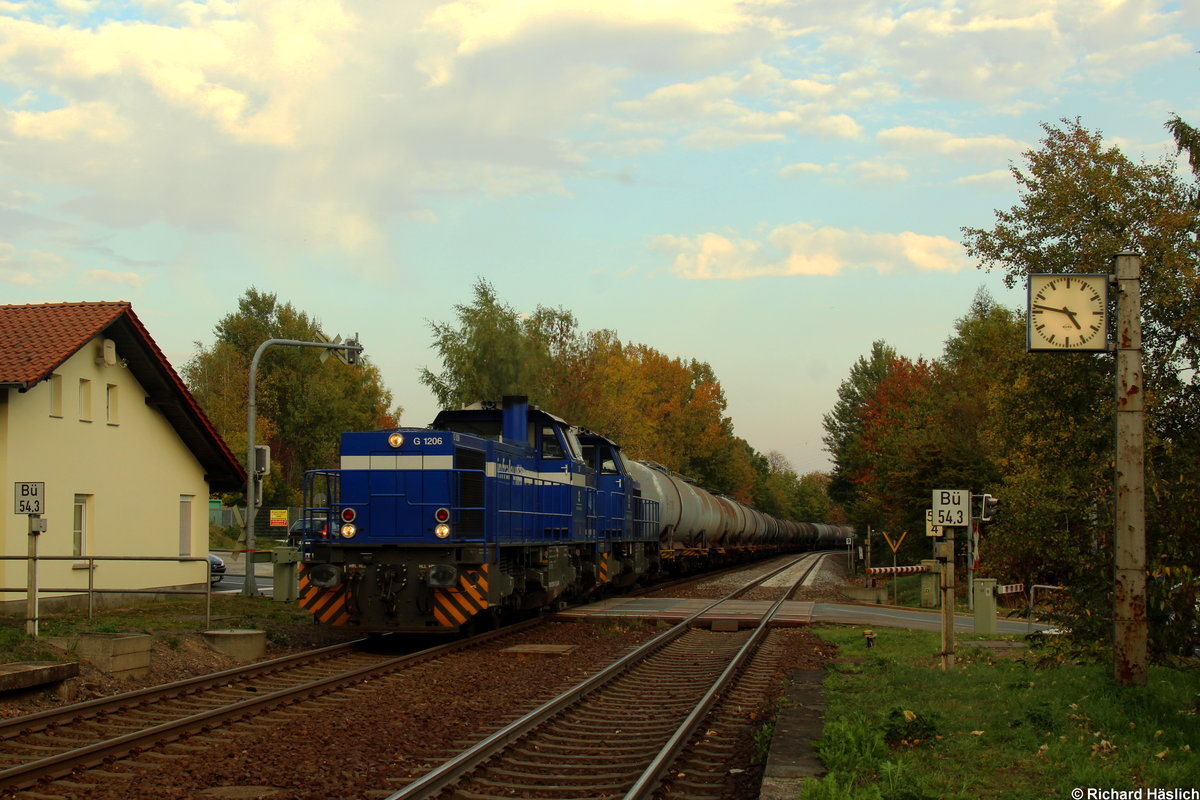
[340,523,357,538]
[388,432,404,448]
[434,523,451,539]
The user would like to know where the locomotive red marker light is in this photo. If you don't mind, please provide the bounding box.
[434,507,450,523]
[341,507,356,523]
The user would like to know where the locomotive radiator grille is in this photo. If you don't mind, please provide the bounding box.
[432,565,489,627]
[298,567,352,626]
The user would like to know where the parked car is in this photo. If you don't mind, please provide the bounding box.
[287,518,329,545]
[207,553,226,584]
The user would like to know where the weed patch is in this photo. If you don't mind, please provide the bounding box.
[811,625,1200,799]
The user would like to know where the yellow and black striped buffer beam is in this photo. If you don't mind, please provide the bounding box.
[298,566,352,627]
[598,552,609,584]
[432,565,489,628]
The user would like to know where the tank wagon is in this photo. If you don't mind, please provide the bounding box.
[297,397,853,633]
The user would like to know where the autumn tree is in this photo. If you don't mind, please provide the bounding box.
[184,288,400,507]
[822,341,897,519]
[422,279,838,521]
[962,118,1200,655]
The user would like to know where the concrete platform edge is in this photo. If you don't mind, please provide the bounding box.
[758,667,826,800]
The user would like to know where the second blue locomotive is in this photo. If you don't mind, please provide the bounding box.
[298,396,852,632]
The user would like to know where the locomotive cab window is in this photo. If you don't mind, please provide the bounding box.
[540,425,566,459]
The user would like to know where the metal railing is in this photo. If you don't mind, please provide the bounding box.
[0,554,214,630]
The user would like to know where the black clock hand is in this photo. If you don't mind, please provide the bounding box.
[1032,304,1083,329]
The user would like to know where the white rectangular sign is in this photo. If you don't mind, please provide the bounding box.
[14,482,45,515]
[932,489,969,527]
[925,508,943,537]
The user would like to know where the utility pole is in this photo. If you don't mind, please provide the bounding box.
[242,336,362,597]
[1113,252,1147,685]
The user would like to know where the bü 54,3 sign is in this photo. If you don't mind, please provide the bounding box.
[14,482,45,515]
[932,489,968,527]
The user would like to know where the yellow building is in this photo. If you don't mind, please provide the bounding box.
[0,302,244,612]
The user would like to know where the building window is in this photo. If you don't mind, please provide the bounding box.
[179,496,193,557]
[79,379,92,422]
[73,494,90,557]
[49,374,63,417]
[106,384,119,425]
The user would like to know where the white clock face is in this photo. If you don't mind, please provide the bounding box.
[1028,274,1109,351]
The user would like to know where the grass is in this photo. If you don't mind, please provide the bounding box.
[0,596,315,663]
[804,626,1200,799]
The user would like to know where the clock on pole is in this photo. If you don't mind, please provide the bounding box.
[1027,273,1110,352]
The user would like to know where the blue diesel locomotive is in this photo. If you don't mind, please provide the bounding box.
[297,396,853,633]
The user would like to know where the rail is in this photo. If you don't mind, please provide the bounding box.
[0,554,214,629]
[384,554,820,800]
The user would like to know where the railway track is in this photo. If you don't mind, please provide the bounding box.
[385,552,828,800]
[0,621,540,793]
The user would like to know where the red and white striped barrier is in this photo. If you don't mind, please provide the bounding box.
[866,565,929,576]
[997,583,1025,595]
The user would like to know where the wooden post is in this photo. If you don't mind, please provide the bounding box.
[26,518,39,637]
[1113,252,1147,686]
[939,527,956,670]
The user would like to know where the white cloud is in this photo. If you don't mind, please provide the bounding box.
[0,243,70,285]
[848,160,909,183]
[954,169,1014,189]
[653,222,969,280]
[877,126,1026,159]
[779,162,836,178]
[7,101,129,141]
[81,268,150,289]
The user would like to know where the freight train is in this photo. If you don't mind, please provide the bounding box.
[297,396,853,633]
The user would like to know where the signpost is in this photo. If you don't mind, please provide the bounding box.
[932,489,968,670]
[14,482,46,636]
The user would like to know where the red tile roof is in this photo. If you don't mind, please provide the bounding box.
[0,301,129,387]
[0,301,245,490]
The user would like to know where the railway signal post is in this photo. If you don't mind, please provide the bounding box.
[243,335,363,597]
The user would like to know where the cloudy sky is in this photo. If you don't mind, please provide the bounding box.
[2,0,1197,474]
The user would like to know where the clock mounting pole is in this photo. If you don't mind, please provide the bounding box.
[1113,251,1146,686]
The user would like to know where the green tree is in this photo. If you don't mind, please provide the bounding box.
[184,288,400,506]
[822,340,897,521]
[962,118,1200,656]
[420,278,575,409]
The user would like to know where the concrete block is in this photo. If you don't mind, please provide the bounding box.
[0,661,80,694]
[202,629,266,662]
[843,586,887,604]
[48,633,151,679]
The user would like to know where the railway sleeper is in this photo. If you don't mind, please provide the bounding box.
[483,766,638,782]
[467,775,632,794]
[508,750,648,766]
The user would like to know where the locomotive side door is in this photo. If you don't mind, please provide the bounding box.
[536,423,592,540]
